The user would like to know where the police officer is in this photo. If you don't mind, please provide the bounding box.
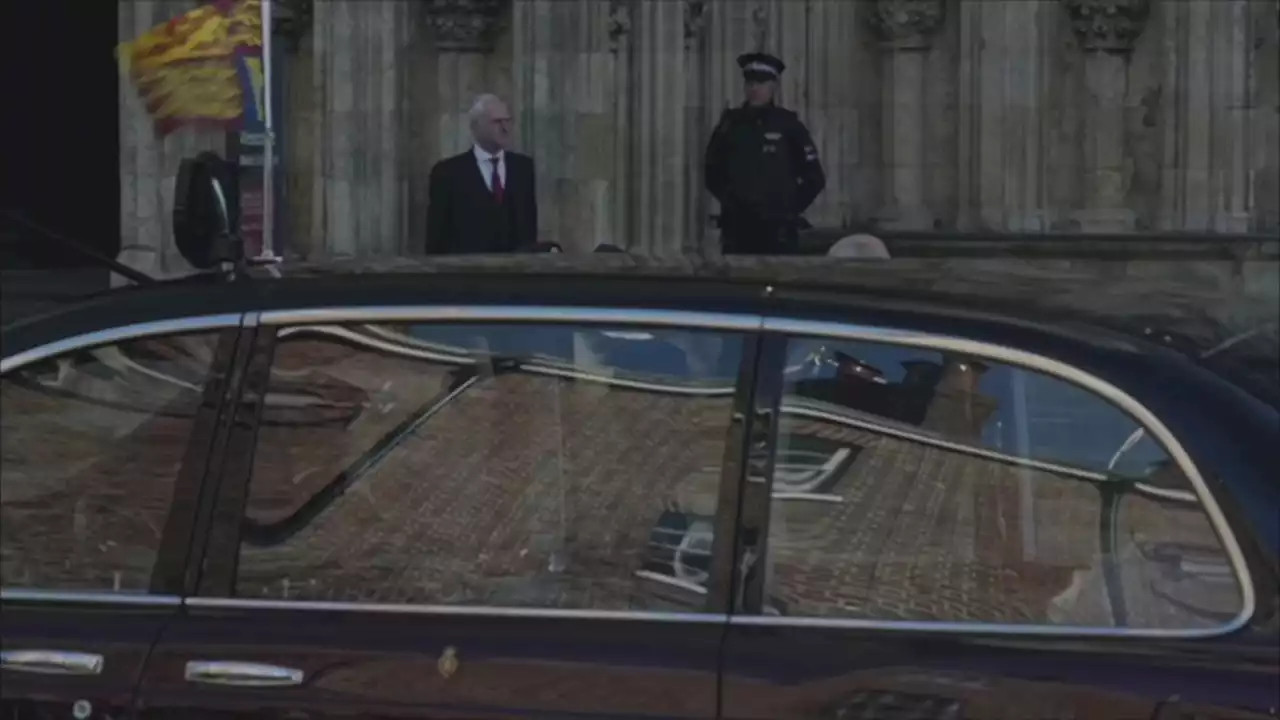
[704,52,826,255]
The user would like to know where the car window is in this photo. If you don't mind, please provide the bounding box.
[233,322,743,612]
[762,338,1244,631]
[0,332,224,594]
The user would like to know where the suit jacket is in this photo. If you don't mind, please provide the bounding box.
[426,150,538,254]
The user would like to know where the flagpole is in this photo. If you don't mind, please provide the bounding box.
[258,0,279,261]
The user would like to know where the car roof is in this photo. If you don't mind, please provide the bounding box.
[3,254,1271,344]
[5,255,1278,417]
[4,255,1275,399]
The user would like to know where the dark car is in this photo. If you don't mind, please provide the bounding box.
[2,250,1278,720]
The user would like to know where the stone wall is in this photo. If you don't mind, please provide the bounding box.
[117,0,1280,265]
[118,1,228,278]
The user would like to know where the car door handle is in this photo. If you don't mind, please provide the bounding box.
[184,660,304,687]
[1,649,104,676]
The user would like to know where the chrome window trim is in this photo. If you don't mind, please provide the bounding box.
[0,588,182,607]
[1,305,1253,639]
[0,314,246,375]
[276,324,738,397]
[185,597,727,623]
[259,306,762,332]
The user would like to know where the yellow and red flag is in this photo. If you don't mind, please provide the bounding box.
[117,0,266,136]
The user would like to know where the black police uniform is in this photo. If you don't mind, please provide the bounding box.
[704,53,826,255]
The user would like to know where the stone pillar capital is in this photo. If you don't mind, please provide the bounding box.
[750,5,770,52]
[866,0,946,51]
[1061,0,1151,54]
[683,1,707,52]
[607,0,631,54]
[422,0,509,53]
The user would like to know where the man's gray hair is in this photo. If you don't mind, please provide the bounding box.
[827,233,891,260]
[467,94,503,126]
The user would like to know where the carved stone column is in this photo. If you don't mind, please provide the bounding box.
[868,0,945,231]
[1063,0,1149,232]
[304,1,413,257]
[511,0,629,251]
[606,0,635,251]
[627,1,704,257]
[1158,0,1261,233]
[956,0,1051,232]
[426,0,508,155]
[1257,0,1280,233]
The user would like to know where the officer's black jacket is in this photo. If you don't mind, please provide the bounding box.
[703,103,826,223]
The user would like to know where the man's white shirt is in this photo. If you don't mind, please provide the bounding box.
[473,145,506,192]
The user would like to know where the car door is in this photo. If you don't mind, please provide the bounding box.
[1,316,248,720]
[133,304,763,719]
[720,313,1279,720]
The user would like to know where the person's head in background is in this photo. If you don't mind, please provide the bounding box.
[827,233,891,260]
[469,94,513,154]
[737,52,784,108]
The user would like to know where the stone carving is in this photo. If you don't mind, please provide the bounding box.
[866,0,946,50]
[750,5,769,52]
[422,0,509,53]
[273,0,313,54]
[683,1,707,51]
[1061,0,1151,53]
[607,0,631,54]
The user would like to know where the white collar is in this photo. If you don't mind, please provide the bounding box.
[473,145,504,163]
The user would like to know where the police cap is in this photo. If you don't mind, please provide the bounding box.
[737,52,785,83]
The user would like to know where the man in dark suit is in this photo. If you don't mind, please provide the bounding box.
[426,94,538,254]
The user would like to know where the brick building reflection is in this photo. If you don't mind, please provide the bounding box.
[771,345,1236,629]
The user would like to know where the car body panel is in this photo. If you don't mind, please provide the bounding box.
[719,305,1278,720]
[1,601,173,720]
[2,264,1276,719]
[133,308,766,719]
[1,324,247,719]
[137,607,729,719]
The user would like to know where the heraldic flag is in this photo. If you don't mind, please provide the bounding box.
[118,0,266,136]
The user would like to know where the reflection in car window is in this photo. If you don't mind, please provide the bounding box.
[234,322,743,612]
[0,333,222,593]
[765,339,1243,630]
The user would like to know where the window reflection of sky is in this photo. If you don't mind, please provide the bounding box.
[785,339,1167,476]
[401,324,742,383]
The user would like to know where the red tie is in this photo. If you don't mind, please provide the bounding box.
[490,157,504,203]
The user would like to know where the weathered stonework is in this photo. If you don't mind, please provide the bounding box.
[867,0,947,50]
[683,1,707,52]
[1061,0,1152,53]
[871,0,946,230]
[606,1,631,54]
[423,0,509,53]
[116,0,1280,267]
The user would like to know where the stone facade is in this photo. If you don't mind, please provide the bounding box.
[117,0,1280,267]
